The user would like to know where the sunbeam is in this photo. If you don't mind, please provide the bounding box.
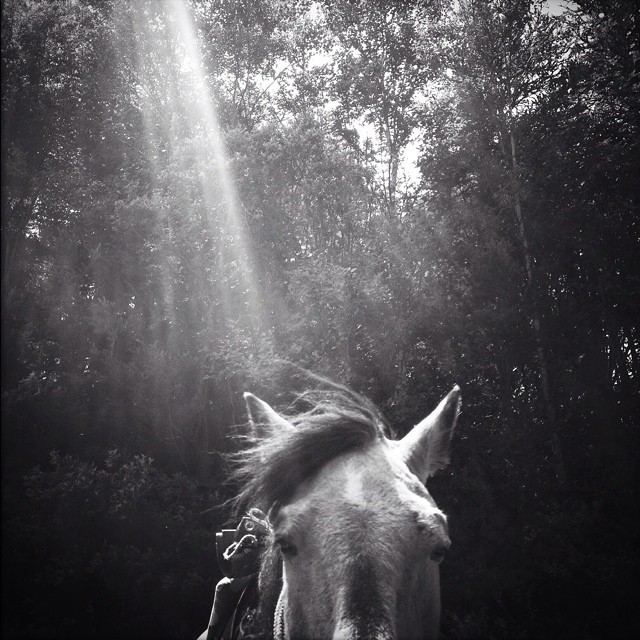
[130,0,267,343]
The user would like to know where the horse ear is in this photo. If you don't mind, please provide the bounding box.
[397,385,461,484]
[243,392,295,437]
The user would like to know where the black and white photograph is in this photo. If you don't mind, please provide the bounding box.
[2,1,638,638]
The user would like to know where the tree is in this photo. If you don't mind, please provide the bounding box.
[2,0,638,637]
[427,0,573,480]
[324,0,444,217]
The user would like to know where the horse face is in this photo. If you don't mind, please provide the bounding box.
[271,442,449,640]
[247,387,460,640]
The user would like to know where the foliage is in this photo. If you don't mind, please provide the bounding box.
[2,451,220,639]
[1,0,638,638]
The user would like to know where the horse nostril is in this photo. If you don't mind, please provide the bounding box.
[430,546,447,564]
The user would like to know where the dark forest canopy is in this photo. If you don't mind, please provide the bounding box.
[1,0,638,638]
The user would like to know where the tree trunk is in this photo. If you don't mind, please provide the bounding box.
[382,114,398,218]
[510,128,566,483]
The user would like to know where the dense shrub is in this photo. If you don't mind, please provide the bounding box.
[2,451,220,640]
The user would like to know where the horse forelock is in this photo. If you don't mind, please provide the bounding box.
[232,389,389,515]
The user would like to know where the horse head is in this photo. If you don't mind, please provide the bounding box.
[240,384,461,640]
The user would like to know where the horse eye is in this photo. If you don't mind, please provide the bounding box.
[275,537,298,558]
[430,546,447,564]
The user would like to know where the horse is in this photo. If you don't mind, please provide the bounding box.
[199,380,461,640]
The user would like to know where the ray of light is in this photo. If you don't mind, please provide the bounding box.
[166,0,266,333]
[127,0,267,346]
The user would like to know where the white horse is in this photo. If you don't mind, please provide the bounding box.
[201,382,460,640]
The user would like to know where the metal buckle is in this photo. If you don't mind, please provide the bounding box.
[216,509,271,578]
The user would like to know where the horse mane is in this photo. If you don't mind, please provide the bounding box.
[231,383,390,516]
[230,380,390,637]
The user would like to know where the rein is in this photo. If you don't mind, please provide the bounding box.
[273,586,286,640]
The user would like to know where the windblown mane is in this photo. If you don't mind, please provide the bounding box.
[232,385,390,516]
[231,383,391,638]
